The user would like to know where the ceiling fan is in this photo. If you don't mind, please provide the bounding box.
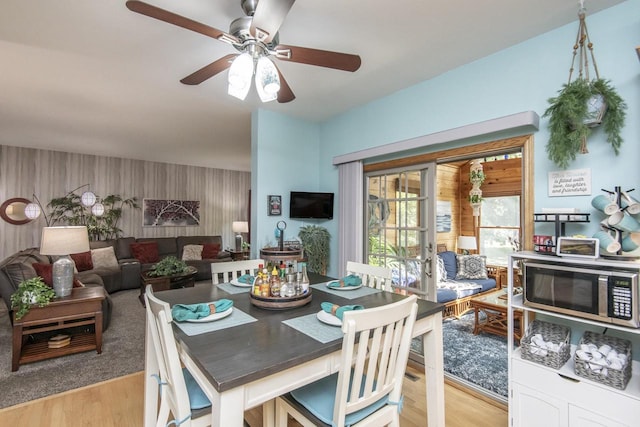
[125,0,362,103]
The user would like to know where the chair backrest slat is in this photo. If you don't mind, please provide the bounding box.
[145,285,195,425]
[333,295,418,425]
[345,261,393,291]
[210,259,264,284]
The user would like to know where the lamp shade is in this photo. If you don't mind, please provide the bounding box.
[80,191,96,207]
[457,236,478,251]
[255,56,280,102]
[228,53,253,100]
[232,221,249,233]
[40,226,90,255]
[24,202,41,220]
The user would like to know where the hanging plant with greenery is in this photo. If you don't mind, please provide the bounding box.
[542,6,627,169]
[543,78,626,169]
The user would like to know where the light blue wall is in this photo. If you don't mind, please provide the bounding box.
[253,1,639,277]
[251,109,323,256]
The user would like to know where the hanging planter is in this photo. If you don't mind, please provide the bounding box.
[468,160,485,219]
[542,5,626,169]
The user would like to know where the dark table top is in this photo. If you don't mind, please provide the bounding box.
[156,272,444,392]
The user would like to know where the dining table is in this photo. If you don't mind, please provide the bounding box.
[144,273,446,427]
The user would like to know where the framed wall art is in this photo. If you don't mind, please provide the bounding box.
[268,195,281,216]
[143,199,200,226]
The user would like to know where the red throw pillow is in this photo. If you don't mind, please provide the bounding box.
[70,251,93,272]
[32,263,83,288]
[201,243,221,259]
[130,242,160,264]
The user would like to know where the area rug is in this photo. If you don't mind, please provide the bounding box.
[412,313,508,398]
[0,289,145,409]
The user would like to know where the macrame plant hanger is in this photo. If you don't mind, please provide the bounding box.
[568,0,602,154]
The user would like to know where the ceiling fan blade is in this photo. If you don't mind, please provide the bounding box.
[180,54,238,85]
[274,44,361,72]
[250,0,295,44]
[275,66,295,103]
[126,0,238,44]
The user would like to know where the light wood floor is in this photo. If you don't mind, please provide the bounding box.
[0,363,507,426]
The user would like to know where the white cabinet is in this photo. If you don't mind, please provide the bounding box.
[507,252,640,427]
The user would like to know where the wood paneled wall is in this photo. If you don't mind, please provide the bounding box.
[0,145,250,260]
[436,164,460,252]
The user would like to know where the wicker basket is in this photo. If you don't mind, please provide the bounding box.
[574,331,632,390]
[521,320,571,369]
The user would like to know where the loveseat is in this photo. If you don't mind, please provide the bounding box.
[391,250,497,320]
[435,251,498,319]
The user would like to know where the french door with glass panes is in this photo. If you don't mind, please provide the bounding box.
[365,164,436,300]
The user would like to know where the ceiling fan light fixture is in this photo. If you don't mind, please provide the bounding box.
[227,53,253,100]
[255,56,280,102]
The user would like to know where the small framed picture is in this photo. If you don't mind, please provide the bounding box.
[268,195,281,216]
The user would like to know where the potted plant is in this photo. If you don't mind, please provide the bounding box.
[543,78,626,169]
[298,225,331,275]
[10,277,56,320]
[48,192,139,241]
[147,256,188,277]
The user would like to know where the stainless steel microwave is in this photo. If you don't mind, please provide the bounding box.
[523,261,639,328]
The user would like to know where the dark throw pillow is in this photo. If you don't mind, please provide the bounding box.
[130,241,160,264]
[70,251,94,272]
[32,262,82,288]
[201,243,221,259]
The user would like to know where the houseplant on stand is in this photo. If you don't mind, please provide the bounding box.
[298,225,330,275]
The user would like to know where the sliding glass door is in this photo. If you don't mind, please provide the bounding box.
[364,164,436,300]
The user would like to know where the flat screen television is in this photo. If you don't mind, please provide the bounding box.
[289,191,334,220]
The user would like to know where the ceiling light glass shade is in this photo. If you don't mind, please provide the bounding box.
[91,202,105,217]
[227,53,253,100]
[24,202,42,220]
[255,57,280,102]
[81,191,96,207]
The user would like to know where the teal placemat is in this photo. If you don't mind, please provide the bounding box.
[174,308,257,336]
[217,282,252,294]
[311,282,381,299]
[283,313,344,344]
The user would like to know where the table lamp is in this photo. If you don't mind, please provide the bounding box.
[232,221,249,252]
[457,235,477,255]
[40,226,90,297]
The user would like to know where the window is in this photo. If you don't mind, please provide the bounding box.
[478,196,520,265]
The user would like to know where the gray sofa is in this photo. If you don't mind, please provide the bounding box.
[0,235,230,329]
[0,248,113,330]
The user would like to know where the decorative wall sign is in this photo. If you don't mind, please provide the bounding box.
[548,168,591,197]
[436,200,452,233]
[268,195,281,216]
[143,199,200,226]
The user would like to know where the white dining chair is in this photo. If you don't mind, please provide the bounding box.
[144,285,212,427]
[210,259,264,284]
[275,295,418,427]
[346,261,393,292]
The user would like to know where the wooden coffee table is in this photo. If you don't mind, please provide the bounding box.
[139,266,198,305]
[470,288,523,342]
[12,286,105,371]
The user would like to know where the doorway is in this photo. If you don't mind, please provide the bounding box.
[364,164,436,300]
[363,134,534,401]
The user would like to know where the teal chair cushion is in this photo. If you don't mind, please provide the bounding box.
[290,372,388,426]
[183,368,211,410]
